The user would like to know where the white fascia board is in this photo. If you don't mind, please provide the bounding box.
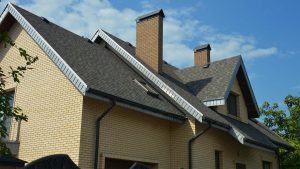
[1,3,88,95]
[203,98,225,107]
[229,127,245,144]
[92,29,203,122]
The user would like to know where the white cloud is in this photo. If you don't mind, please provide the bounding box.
[0,0,278,68]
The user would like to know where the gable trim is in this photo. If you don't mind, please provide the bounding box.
[92,29,203,122]
[203,57,259,117]
[1,3,88,95]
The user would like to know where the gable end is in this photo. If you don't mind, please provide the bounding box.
[0,3,88,94]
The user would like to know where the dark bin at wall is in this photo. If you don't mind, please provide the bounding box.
[25,154,79,169]
[0,155,27,169]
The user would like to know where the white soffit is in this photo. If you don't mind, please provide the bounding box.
[203,99,225,107]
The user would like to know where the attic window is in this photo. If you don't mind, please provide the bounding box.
[133,79,159,97]
[227,93,238,117]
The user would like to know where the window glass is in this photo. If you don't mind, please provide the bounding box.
[236,163,246,169]
[2,91,15,140]
[215,151,222,169]
[263,161,271,169]
[227,93,237,116]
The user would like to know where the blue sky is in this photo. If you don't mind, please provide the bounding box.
[1,0,299,110]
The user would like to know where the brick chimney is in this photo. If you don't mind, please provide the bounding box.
[136,9,165,73]
[194,44,211,66]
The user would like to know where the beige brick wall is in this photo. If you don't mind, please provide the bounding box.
[193,123,278,169]
[79,97,172,169]
[0,22,83,164]
[0,21,278,169]
[136,15,163,72]
[216,78,249,123]
[170,116,196,169]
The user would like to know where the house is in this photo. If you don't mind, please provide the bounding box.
[0,3,293,169]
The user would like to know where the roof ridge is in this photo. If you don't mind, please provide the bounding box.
[181,55,241,71]
[3,3,186,120]
[11,3,89,42]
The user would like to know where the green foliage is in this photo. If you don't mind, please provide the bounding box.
[260,94,300,169]
[0,32,38,155]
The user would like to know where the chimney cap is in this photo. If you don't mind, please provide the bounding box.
[194,44,211,52]
[136,9,165,22]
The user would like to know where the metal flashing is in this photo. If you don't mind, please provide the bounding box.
[1,3,88,95]
[136,9,165,22]
[92,29,203,122]
[229,127,245,144]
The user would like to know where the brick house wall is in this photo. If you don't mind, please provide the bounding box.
[0,22,84,164]
[0,22,279,169]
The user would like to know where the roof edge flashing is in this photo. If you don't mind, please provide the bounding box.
[229,127,245,144]
[136,9,165,22]
[92,29,204,123]
[2,3,88,95]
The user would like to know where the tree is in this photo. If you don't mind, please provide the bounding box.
[0,32,38,155]
[260,94,300,169]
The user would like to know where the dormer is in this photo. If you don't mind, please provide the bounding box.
[176,52,259,123]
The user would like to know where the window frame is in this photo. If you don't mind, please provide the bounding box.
[215,150,222,169]
[227,92,239,117]
[2,90,15,140]
[262,161,272,169]
[236,163,246,169]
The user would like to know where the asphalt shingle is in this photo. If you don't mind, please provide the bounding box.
[12,4,185,119]
[11,4,292,149]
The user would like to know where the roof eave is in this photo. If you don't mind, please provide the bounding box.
[86,88,186,123]
[91,29,204,123]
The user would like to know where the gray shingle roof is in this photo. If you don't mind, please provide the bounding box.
[12,4,185,120]
[10,4,291,150]
[102,32,292,149]
[249,119,293,149]
[166,56,241,101]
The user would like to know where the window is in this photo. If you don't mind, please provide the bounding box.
[1,91,15,140]
[227,93,238,116]
[215,151,222,169]
[263,161,271,169]
[236,163,246,169]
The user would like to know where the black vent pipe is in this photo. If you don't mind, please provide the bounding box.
[188,121,211,169]
[94,100,116,169]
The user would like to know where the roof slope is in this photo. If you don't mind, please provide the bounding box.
[100,23,292,149]
[4,4,291,150]
[11,4,185,120]
[169,56,241,101]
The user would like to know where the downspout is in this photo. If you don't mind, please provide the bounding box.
[188,121,211,169]
[94,100,116,169]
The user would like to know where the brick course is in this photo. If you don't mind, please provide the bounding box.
[136,16,163,73]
